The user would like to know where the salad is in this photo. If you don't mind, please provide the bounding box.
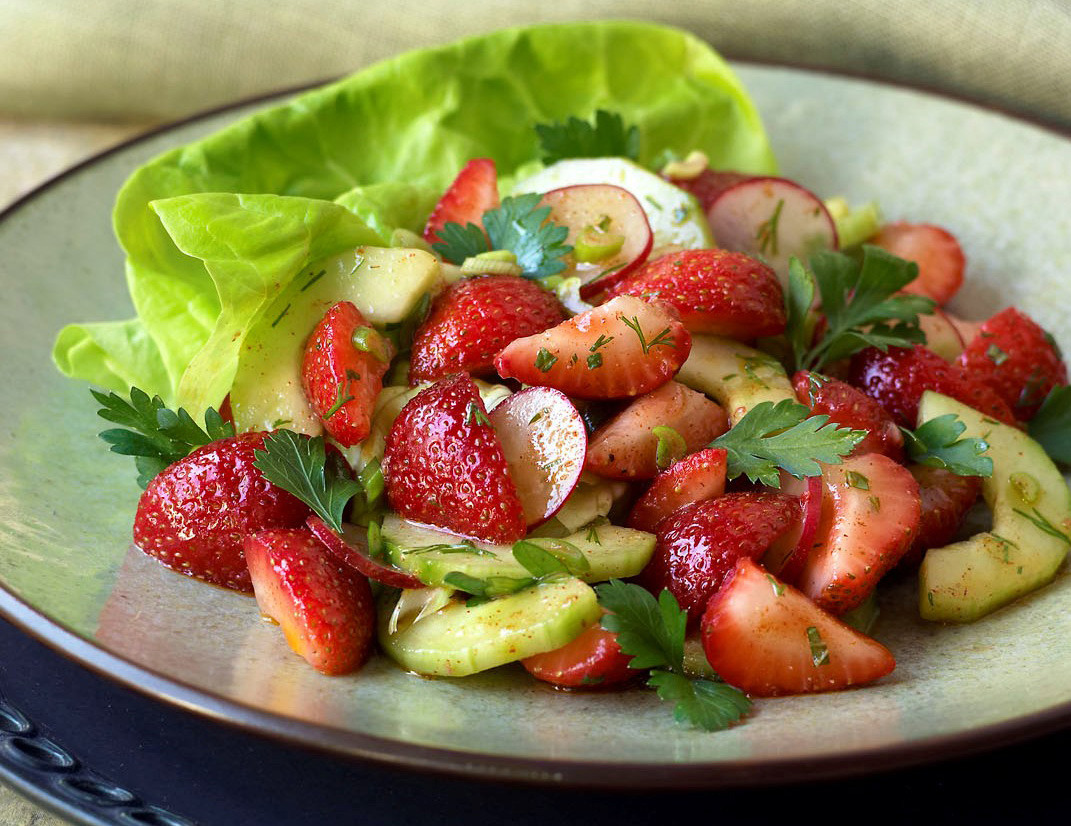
[52,21,1071,732]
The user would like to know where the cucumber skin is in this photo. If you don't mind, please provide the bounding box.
[378,577,601,677]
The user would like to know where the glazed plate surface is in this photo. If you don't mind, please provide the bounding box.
[0,64,1069,787]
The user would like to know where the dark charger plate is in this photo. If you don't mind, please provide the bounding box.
[0,614,1067,826]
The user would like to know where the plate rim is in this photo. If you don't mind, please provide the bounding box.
[1,61,1070,791]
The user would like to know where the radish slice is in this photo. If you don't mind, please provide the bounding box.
[306,515,423,589]
[703,176,837,285]
[540,184,653,299]
[763,472,823,584]
[488,387,587,526]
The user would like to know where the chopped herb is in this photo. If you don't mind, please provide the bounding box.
[652,425,687,471]
[270,303,291,328]
[534,110,640,165]
[756,199,785,257]
[252,430,362,533]
[405,540,491,557]
[587,352,604,369]
[766,574,785,596]
[845,470,870,490]
[596,580,751,731]
[590,334,614,352]
[785,247,935,373]
[432,193,572,278]
[535,347,558,373]
[92,387,235,488]
[620,316,676,355]
[463,401,492,427]
[300,268,327,291]
[711,399,865,487]
[1012,508,1071,546]
[986,343,1009,365]
[901,414,993,477]
[323,380,355,419]
[807,626,830,667]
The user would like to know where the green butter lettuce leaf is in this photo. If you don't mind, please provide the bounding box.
[334,182,442,245]
[53,20,776,407]
[153,193,381,415]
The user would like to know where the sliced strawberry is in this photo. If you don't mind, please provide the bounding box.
[796,453,921,615]
[521,613,635,689]
[610,248,786,339]
[954,306,1068,420]
[898,465,982,569]
[245,527,375,675]
[636,490,799,625]
[302,301,393,447]
[585,381,728,480]
[381,373,526,544]
[306,515,423,589]
[792,370,904,461]
[132,432,312,592]
[868,221,965,305]
[423,157,499,248]
[847,344,1018,428]
[626,447,728,533]
[762,472,823,585]
[701,557,896,697]
[494,295,692,400]
[409,275,565,384]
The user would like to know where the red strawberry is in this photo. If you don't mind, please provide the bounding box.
[626,447,728,533]
[423,157,499,248]
[847,344,1018,428]
[132,432,312,592]
[585,381,729,480]
[409,275,566,384]
[245,527,375,675]
[521,613,635,689]
[302,301,393,447]
[898,465,982,569]
[610,248,786,339]
[701,557,896,697]
[954,306,1068,420]
[494,295,692,400]
[797,453,921,614]
[792,370,904,461]
[636,490,799,624]
[382,373,526,544]
[868,221,965,305]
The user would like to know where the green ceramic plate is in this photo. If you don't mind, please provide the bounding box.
[0,65,1069,789]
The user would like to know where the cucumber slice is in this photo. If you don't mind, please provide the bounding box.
[381,513,655,586]
[917,391,1071,622]
[512,157,713,256]
[378,577,600,676]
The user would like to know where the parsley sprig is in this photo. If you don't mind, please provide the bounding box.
[93,387,234,488]
[534,110,640,165]
[252,430,363,532]
[1029,385,1071,465]
[902,414,993,477]
[596,580,751,731]
[711,399,865,487]
[786,246,935,372]
[432,193,572,278]
[443,539,589,605]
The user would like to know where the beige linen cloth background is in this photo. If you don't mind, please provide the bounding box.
[0,0,1068,823]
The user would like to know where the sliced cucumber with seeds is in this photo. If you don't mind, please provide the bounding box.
[381,513,654,587]
[378,577,600,677]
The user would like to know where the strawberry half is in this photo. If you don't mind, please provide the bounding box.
[423,157,500,248]
[954,306,1068,420]
[610,248,786,339]
[847,344,1018,428]
[868,221,965,305]
[245,527,375,675]
[585,381,729,480]
[381,373,526,544]
[521,613,635,689]
[132,432,312,592]
[409,275,566,384]
[636,490,799,624]
[494,295,692,400]
[626,447,728,533]
[797,453,921,614]
[302,301,393,447]
[898,464,982,569]
[792,370,904,461]
[701,557,896,697]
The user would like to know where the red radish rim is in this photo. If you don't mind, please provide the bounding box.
[306,515,423,589]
